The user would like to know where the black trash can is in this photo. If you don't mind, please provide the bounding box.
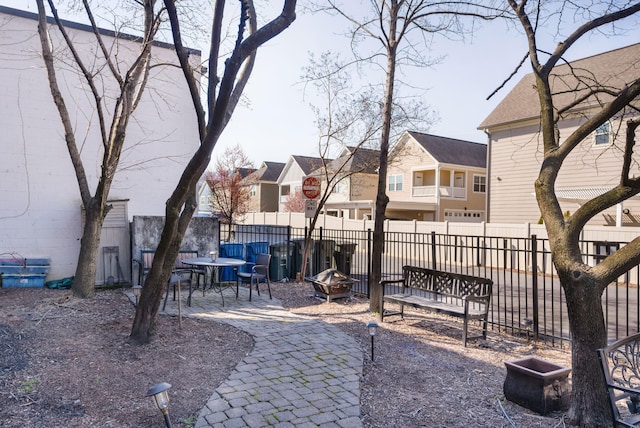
[334,242,357,275]
[269,242,294,282]
[291,238,311,278]
[312,240,336,275]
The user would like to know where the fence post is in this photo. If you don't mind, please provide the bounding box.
[286,226,292,279]
[531,234,539,340]
[367,228,372,298]
[431,231,437,270]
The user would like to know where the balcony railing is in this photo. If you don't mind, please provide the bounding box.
[412,185,466,199]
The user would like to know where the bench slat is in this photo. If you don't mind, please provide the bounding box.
[384,293,487,317]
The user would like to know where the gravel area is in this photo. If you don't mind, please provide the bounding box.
[0,282,574,427]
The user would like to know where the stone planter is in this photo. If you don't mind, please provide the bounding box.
[503,357,571,415]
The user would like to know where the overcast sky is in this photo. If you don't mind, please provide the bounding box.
[3,1,638,166]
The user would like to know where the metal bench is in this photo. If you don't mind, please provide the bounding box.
[381,265,493,346]
[598,332,640,427]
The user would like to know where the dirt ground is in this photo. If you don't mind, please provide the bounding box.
[0,282,574,427]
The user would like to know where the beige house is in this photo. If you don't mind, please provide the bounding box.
[479,43,640,226]
[244,161,285,212]
[311,147,380,220]
[277,155,327,212]
[385,131,487,222]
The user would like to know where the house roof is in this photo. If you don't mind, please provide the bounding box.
[260,162,286,182]
[323,147,380,175]
[406,131,487,168]
[248,161,285,183]
[479,43,640,129]
[235,167,257,179]
[292,155,327,175]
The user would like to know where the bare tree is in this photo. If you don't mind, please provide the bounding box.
[503,1,640,425]
[299,51,389,279]
[130,0,297,343]
[205,144,255,229]
[36,0,162,298]
[316,0,506,313]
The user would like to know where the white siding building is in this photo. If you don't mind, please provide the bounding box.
[0,6,200,282]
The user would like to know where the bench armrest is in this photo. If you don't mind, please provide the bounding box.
[381,278,404,296]
[380,278,404,286]
[463,294,491,303]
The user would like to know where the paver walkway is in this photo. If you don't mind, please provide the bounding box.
[158,283,364,428]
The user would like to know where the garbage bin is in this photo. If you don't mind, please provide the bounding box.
[220,243,244,281]
[290,238,311,278]
[269,242,294,281]
[312,239,336,275]
[334,242,357,275]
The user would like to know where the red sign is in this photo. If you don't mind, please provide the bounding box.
[302,176,321,199]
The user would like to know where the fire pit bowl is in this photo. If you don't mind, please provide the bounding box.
[305,269,356,302]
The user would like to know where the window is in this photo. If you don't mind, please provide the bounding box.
[473,175,486,193]
[249,185,257,197]
[280,185,290,196]
[595,122,611,145]
[332,182,345,194]
[388,174,403,191]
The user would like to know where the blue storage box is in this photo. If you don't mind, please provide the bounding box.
[2,274,46,288]
[0,259,24,275]
[26,258,50,275]
[0,258,50,275]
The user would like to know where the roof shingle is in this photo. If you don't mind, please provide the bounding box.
[479,43,640,129]
[406,131,487,168]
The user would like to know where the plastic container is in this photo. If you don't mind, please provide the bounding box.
[219,243,245,281]
[312,240,336,275]
[2,274,46,288]
[334,243,357,275]
[269,242,295,281]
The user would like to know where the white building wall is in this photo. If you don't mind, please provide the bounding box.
[0,8,200,280]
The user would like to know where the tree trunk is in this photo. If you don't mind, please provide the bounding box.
[558,269,611,427]
[129,246,178,343]
[130,191,196,343]
[72,200,106,298]
[370,31,398,316]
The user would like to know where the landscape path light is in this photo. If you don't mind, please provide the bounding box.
[146,382,172,428]
[365,321,379,361]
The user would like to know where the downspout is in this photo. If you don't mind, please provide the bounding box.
[435,164,441,221]
[483,129,492,222]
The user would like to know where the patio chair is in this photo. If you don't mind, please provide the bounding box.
[236,253,272,301]
[598,332,640,427]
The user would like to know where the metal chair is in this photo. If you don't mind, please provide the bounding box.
[598,332,640,427]
[236,253,272,301]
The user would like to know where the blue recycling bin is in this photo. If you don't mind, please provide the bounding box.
[219,243,244,281]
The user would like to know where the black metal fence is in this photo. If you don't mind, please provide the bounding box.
[221,223,640,347]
